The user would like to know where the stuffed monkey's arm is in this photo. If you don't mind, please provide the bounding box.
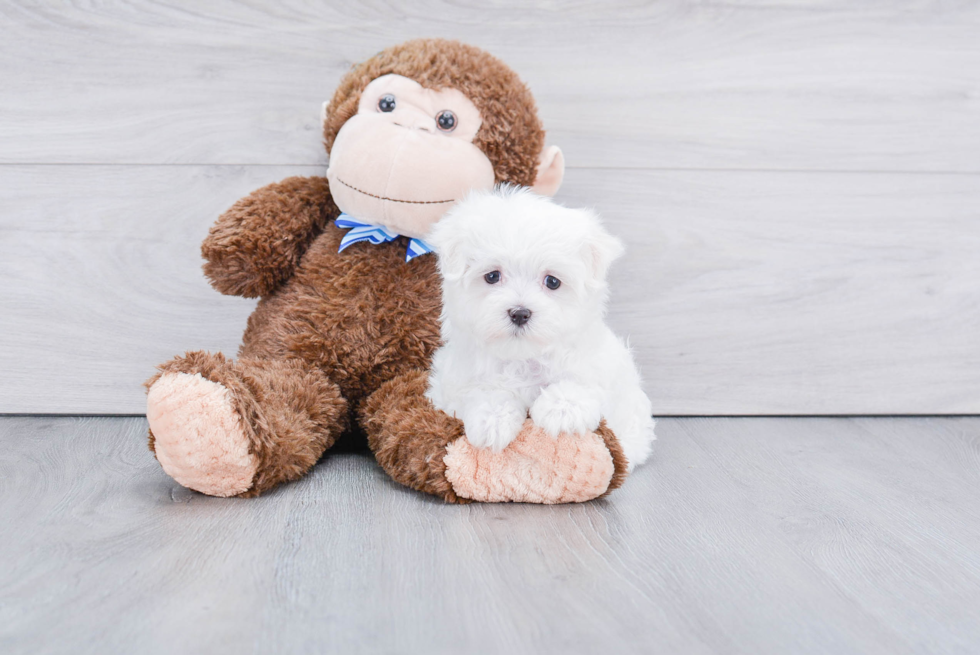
[201,175,336,298]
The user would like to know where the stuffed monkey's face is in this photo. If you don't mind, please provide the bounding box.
[326,74,496,239]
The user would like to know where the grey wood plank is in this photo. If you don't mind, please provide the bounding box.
[681,417,980,654]
[11,416,979,654]
[601,169,980,415]
[1,1,978,172]
[2,165,978,414]
[0,164,264,414]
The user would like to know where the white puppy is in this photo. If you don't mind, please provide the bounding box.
[425,187,655,470]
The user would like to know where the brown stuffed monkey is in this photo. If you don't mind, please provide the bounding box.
[145,39,629,503]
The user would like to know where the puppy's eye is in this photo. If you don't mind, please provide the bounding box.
[378,94,396,112]
[484,271,501,284]
[436,110,457,132]
[544,275,561,290]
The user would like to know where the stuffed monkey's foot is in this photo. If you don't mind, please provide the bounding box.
[146,351,348,498]
[445,420,626,504]
[147,371,256,497]
[360,370,629,504]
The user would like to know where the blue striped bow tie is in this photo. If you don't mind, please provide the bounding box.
[335,214,433,262]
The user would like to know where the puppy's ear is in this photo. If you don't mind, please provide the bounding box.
[581,211,625,282]
[427,215,469,281]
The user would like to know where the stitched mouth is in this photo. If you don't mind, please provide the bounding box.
[336,177,455,205]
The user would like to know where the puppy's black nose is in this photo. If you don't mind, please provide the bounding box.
[508,307,532,326]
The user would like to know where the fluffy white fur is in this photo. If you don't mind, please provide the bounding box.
[425,187,656,470]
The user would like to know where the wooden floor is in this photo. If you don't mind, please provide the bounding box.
[2,416,979,654]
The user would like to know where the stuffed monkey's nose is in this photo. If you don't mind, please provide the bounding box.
[508,307,532,326]
[393,111,436,134]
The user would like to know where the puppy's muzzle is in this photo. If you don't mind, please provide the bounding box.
[508,306,532,327]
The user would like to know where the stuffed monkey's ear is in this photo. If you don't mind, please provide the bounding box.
[531,146,564,197]
[582,212,625,282]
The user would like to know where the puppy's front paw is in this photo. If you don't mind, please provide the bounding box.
[530,382,602,438]
[462,402,527,452]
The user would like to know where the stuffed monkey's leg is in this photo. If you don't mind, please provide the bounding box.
[145,351,347,497]
[359,369,468,503]
[359,369,630,504]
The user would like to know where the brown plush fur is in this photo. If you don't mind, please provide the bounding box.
[595,422,629,497]
[147,38,626,501]
[202,176,337,299]
[238,225,442,405]
[145,351,348,496]
[360,369,468,503]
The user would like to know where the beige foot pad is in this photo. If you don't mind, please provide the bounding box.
[146,372,258,497]
[443,419,615,504]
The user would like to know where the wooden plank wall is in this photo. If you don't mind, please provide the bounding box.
[1,1,978,414]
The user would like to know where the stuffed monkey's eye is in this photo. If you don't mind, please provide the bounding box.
[378,94,396,112]
[436,110,457,132]
[484,271,501,284]
[544,275,561,290]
